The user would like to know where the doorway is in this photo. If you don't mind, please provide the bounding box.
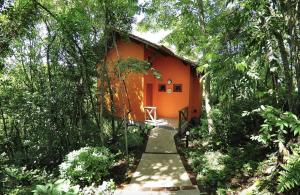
[146,83,153,106]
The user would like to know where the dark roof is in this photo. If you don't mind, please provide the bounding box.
[114,30,197,67]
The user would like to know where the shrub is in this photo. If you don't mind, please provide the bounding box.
[1,161,50,194]
[59,147,114,186]
[277,149,300,192]
[118,127,144,150]
[251,105,300,147]
[80,179,115,195]
[126,132,143,149]
[32,179,79,195]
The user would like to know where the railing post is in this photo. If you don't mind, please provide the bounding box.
[144,106,157,122]
[178,111,182,134]
[178,107,189,136]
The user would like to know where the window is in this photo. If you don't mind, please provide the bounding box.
[158,84,166,92]
[173,84,182,92]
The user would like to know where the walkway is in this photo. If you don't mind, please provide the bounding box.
[115,127,200,195]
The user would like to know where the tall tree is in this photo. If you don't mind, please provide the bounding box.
[139,0,217,133]
[0,0,139,167]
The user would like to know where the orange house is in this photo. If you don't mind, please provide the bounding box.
[102,32,202,127]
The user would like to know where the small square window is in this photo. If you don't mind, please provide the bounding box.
[173,84,182,92]
[158,84,166,92]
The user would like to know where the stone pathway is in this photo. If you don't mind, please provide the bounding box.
[115,127,200,195]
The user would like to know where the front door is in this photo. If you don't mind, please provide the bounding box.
[146,84,153,106]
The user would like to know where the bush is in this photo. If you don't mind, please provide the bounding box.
[1,161,50,194]
[81,179,115,195]
[118,126,144,150]
[126,132,143,149]
[32,179,79,195]
[59,147,114,186]
[277,148,300,193]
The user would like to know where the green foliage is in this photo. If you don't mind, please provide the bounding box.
[139,0,300,193]
[2,0,300,193]
[32,179,115,195]
[193,97,260,150]
[0,0,141,192]
[0,0,140,167]
[59,147,115,186]
[115,57,161,79]
[118,126,144,150]
[32,179,79,195]
[251,105,300,146]
[80,179,115,195]
[277,150,300,192]
[126,132,144,149]
[185,143,263,192]
[1,163,50,194]
[116,58,151,74]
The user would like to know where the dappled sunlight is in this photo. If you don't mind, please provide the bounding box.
[130,153,192,188]
[132,171,141,177]
[145,118,178,129]
[115,126,200,194]
[153,162,163,169]
[149,131,159,138]
[129,127,191,188]
[135,175,150,182]
[179,173,190,181]
[145,127,177,154]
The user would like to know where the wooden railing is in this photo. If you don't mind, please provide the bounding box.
[178,107,189,135]
[144,106,157,121]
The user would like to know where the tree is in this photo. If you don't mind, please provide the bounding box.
[139,0,217,133]
[0,0,139,167]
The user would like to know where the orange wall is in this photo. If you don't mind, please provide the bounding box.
[144,49,191,119]
[105,39,145,122]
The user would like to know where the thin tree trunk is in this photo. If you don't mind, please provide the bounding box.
[35,0,104,144]
[112,32,129,160]
[294,1,300,113]
[103,61,117,141]
[203,74,214,133]
[274,31,294,111]
[197,0,215,133]
[44,20,56,94]
[0,103,8,138]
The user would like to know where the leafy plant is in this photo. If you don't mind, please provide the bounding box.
[80,179,116,195]
[277,150,300,192]
[1,163,50,194]
[59,147,115,186]
[124,132,143,149]
[251,105,300,148]
[32,179,79,195]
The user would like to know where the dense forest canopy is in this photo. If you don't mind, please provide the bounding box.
[1,0,300,194]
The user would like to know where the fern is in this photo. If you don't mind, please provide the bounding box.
[277,153,300,192]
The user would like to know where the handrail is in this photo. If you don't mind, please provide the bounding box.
[178,107,188,135]
[144,106,157,121]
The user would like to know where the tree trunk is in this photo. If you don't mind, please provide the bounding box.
[0,103,8,138]
[294,1,300,113]
[103,63,117,141]
[203,74,214,133]
[274,32,294,111]
[197,0,215,133]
